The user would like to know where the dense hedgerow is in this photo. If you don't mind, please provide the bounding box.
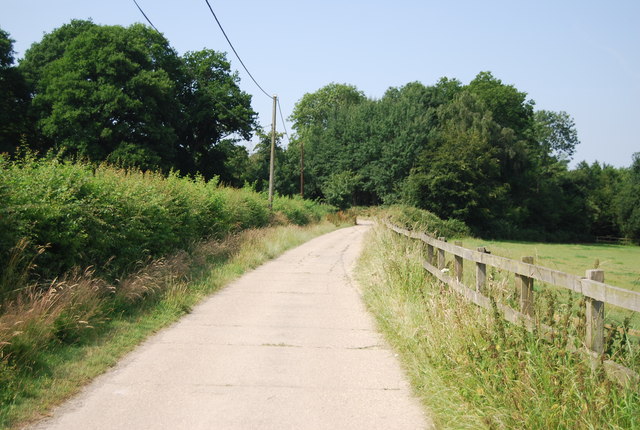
[272,195,331,226]
[0,155,330,299]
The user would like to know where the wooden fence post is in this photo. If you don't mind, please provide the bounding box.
[427,244,434,266]
[437,237,446,270]
[585,269,605,355]
[516,256,535,317]
[476,247,487,293]
[454,241,463,282]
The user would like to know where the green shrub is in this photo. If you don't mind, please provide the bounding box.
[381,205,471,238]
[272,195,331,226]
[0,156,327,285]
[217,186,270,231]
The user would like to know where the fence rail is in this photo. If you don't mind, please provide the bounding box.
[596,236,634,245]
[383,220,639,387]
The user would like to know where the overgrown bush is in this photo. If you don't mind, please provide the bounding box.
[272,195,331,226]
[381,205,471,239]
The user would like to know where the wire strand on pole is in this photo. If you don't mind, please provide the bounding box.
[203,0,272,99]
[268,95,277,209]
[131,1,254,142]
[132,0,160,33]
[276,98,290,144]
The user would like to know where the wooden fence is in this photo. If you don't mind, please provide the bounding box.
[596,236,634,245]
[384,220,640,387]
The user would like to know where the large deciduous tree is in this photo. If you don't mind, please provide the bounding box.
[617,153,640,242]
[533,110,579,161]
[0,28,29,153]
[175,49,256,179]
[404,91,507,230]
[290,82,366,134]
[467,71,534,140]
[569,161,622,237]
[288,83,367,199]
[23,23,182,169]
[18,20,256,175]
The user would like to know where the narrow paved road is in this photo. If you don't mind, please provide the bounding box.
[32,224,430,429]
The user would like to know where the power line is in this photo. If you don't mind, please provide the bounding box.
[130,1,253,137]
[133,0,256,145]
[133,0,284,148]
[203,0,272,100]
[132,0,160,33]
[277,98,291,144]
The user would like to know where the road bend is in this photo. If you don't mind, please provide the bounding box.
[31,223,431,429]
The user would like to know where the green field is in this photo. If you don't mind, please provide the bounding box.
[461,238,640,292]
[457,237,640,331]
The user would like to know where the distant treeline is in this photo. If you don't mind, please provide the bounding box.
[1,23,638,242]
[282,80,640,243]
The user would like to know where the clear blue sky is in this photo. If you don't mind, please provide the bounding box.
[2,0,638,168]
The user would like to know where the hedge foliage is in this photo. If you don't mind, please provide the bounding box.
[0,155,330,297]
[381,205,472,239]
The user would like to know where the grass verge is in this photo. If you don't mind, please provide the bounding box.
[356,224,640,429]
[0,221,339,429]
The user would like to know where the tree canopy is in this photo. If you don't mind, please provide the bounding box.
[13,20,256,178]
[0,28,29,153]
[175,49,256,178]
[617,153,640,240]
[281,72,621,241]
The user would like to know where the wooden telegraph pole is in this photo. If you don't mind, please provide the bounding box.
[268,95,277,209]
[300,141,304,198]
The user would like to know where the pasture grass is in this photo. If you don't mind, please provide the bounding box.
[460,238,640,334]
[461,238,640,292]
[356,225,640,429]
[0,222,339,429]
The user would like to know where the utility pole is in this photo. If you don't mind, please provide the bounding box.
[300,141,304,198]
[268,95,277,210]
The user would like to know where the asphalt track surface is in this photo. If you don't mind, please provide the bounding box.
[31,224,431,429]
